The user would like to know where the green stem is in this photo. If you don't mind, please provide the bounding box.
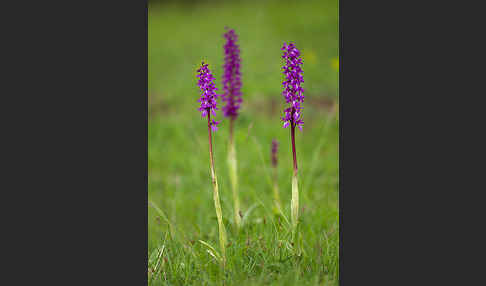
[290,122,299,241]
[228,118,241,230]
[208,112,227,267]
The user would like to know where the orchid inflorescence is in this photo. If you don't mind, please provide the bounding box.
[281,42,305,130]
[197,62,220,131]
[271,139,279,168]
[222,28,242,119]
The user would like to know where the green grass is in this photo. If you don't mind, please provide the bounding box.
[149,0,339,285]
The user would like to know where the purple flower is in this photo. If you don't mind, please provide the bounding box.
[222,28,242,119]
[271,139,279,167]
[197,62,220,131]
[281,42,304,130]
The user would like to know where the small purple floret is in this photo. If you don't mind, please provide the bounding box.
[222,28,242,119]
[271,139,279,167]
[281,42,304,130]
[197,62,220,131]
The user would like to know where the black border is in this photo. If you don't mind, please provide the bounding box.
[6,0,150,284]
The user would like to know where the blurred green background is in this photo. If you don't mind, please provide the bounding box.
[148,0,339,285]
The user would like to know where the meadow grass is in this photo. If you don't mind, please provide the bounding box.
[149,0,338,284]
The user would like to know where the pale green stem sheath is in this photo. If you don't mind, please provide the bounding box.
[272,167,283,213]
[228,118,241,230]
[291,171,299,238]
[290,122,299,241]
[208,112,227,267]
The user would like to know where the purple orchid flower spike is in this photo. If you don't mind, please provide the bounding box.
[281,42,304,131]
[271,139,279,168]
[222,28,242,119]
[197,61,220,131]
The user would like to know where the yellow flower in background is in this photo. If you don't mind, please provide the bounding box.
[331,57,339,71]
[303,49,317,65]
